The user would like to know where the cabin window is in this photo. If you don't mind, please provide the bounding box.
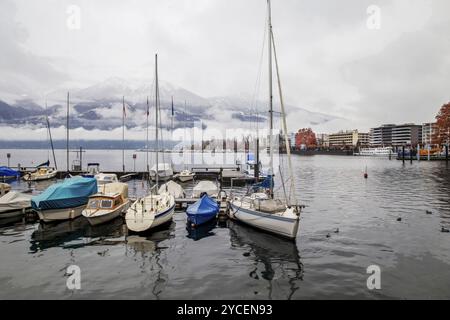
[101,200,113,208]
[88,199,100,209]
[114,198,121,206]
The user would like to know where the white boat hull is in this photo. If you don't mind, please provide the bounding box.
[35,205,86,223]
[82,201,130,226]
[178,174,194,182]
[23,171,58,181]
[125,195,175,233]
[229,202,300,240]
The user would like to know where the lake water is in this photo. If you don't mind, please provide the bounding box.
[1,149,450,299]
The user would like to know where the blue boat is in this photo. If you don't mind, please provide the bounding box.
[32,177,98,222]
[0,167,20,179]
[186,195,219,226]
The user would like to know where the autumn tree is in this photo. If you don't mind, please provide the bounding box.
[295,128,317,149]
[435,102,450,145]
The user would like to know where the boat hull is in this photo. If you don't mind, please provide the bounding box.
[229,202,299,240]
[82,201,130,226]
[35,205,86,223]
[23,171,58,181]
[178,174,194,182]
[126,197,175,233]
[187,212,217,226]
[0,208,29,218]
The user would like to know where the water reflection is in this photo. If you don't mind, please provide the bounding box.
[186,219,217,241]
[228,221,304,300]
[125,222,175,299]
[29,216,126,252]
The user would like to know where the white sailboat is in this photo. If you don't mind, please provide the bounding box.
[126,54,176,233]
[24,104,58,181]
[229,0,301,240]
[177,101,195,182]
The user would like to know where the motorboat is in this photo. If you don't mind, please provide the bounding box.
[0,183,11,196]
[149,163,174,182]
[82,182,130,226]
[158,180,185,199]
[192,180,219,198]
[82,163,101,178]
[354,147,394,157]
[31,177,98,222]
[186,194,219,227]
[23,167,58,181]
[95,173,119,186]
[0,191,32,218]
[0,167,20,180]
[178,169,195,182]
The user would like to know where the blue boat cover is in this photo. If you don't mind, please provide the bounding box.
[0,166,20,177]
[187,195,219,216]
[252,175,274,191]
[31,177,97,210]
[247,153,255,162]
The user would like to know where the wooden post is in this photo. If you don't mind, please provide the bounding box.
[446,144,449,164]
[402,145,405,164]
[410,146,413,164]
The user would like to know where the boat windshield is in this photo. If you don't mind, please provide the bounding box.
[88,199,113,209]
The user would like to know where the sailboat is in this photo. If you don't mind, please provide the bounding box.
[24,102,58,181]
[125,54,176,233]
[178,100,195,182]
[228,0,301,240]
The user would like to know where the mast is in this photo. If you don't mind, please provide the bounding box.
[155,54,159,188]
[66,92,70,173]
[122,96,125,172]
[45,100,58,170]
[268,0,274,195]
[271,16,296,206]
[146,96,150,174]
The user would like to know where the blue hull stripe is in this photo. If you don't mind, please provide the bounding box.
[155,204,175,219]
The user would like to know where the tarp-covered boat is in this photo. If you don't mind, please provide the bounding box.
[186,195,219,226]
[0,167,20,179]
[0,191,32,218]
[32,177,98,222]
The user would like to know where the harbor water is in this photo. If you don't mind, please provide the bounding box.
[1,150,450,299]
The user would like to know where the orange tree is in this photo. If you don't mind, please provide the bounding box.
[435,102,450,145]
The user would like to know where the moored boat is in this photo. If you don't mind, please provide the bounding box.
[186,194,219,227]
[31,177,98,222]
[149,163,174,182]
[95,173,119,186]
[159,180,185,199]
[82,182,130,226]
[23,167,58,181]
[0,183,11,196]
[0,167,20,180]
[192,180,219,198]
[178,169,195,182]
[0,191,32,218]
[228,0,302,240]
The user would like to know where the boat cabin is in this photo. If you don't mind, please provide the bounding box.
[87,193,124,210]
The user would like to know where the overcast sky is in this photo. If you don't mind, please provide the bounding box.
[1,0,449,131]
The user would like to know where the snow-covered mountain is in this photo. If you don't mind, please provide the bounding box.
[0,77,349,138]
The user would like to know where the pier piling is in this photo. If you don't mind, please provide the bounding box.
[446,145,449,164]
[402,146,405,164]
